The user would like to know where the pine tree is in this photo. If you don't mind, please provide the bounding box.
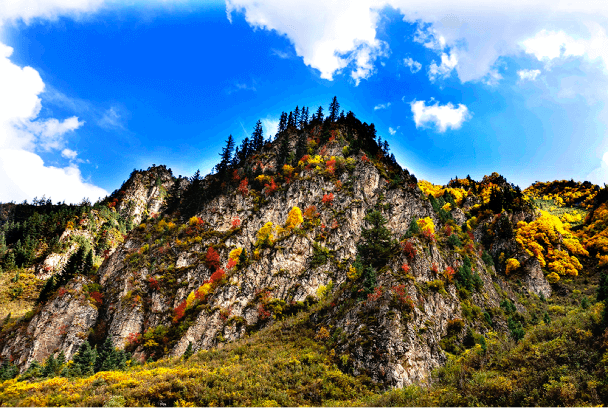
[598,272,608,302]
[72,340,97,376]
[300,107,309,127]
[42,354,57,377]
[37,275,57,304]
[183,342,194,360]
[315,106,324,123]
[84,250,94,275]
[0,359,18,381]
[293,106,300,126]
[278,112,288,133]
[238,137,250,164]
[328,96,340,122]
[95,335,119,372]
[215,134,235,177]
[295,131,307,162]
[287,111,294,128]
[252,120,264,152]
[357,210,395,269]
[277,135,290,166]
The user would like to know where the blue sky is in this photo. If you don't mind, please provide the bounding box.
[1,0,607,203]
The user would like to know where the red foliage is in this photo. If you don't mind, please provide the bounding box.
[391,285,414,310]
[220,306,232,322]
[232,169,241,181]
[361,154,370,163]
[210,269,225,283]
[401,240,417,261]
[444,266,456,282]
[467,231,474,241]
[326,159,336,175]
[126,332,142,346]
[422,229,436,242]
[335,180,342,191]
[206,247,221,271]
[367,286,383,302]
[300,154,310,163]
[431,263,439,273]
[303,205,318,220]
[173,299,187,323]
[322,193,334,206]
[238,179,249,195]
[401,263,410,273]
[264,177,278,196]
[331,219,339,229]
[258,304,271,320]
[90,291,103,305]
[444,225,453,236]
[148,277,161,291]
[226,259,237,270]
[232,217,241,229]
[57,287,67,297]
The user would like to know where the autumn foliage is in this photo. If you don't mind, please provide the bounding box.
[205,247,221,271]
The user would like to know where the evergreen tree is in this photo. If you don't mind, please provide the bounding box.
[95,335,119,372]
[251,120,264,152]
[300,107,309,127]
[598,272,608,302]
[42,354,57,377]
[293,106,300,128]
[72,340,97,376]
[84,250,94,275]
[0,359,18,381]
[37,275,57,304]
[215,134,235,177]
[183,342,194,360]
[4,251,15,271]
[277,135,290,166]
[166,179,183,214]
[287,111,294,128]
[357,210,395,269]
[238,137,250,164]
[315,106,324,123]
[295,131,307,162]
[278,112,288,133]
[21,359,42,380]
[328,96,340,122]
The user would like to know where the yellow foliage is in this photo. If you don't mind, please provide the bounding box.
[282,164,295,176]
[598,254,608,268]
[256,222,275,247]
[505,258,520,275]
[418,180,444,198]
[546,272,560,283]
[255,174,272,184]
[189,216,200,226]
[442,203,452,212]
[515,210,588,276]
[417,217,435,235]
[285,206,303,230]
[229,248,243,261]
[347,265,360,280]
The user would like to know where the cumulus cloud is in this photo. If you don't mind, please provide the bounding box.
[0,0,106,25]
[586,151,608,186]
[518,69,542,81]
[261,117,279,139]
[0,42,107,203]
[226,0,608,87]
[61,148,78,160]
[404,57,422,73]
[410,99,471,132]
[374,102,391,110]
[428,51,458,82]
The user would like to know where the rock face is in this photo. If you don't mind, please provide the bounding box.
[0,139,550,387]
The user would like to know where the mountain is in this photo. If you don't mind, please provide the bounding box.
[0,103,606,406]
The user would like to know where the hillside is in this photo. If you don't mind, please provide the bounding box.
[0,101,607,406]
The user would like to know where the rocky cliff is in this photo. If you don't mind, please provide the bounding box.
[0,115,553,389]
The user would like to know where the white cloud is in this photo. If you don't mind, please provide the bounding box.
[0,0,106,25]
[261,117,279,139]
[518,69,542,81]
[61,148,78,160]
[428,51,458,82]
[226,0,608,87]
[0,149,107,203]
[374,102,391,110]
[586,151,608,185]
[389,126,399,135]
[483,69,503,86]
[0,42,108,203]
[410,99,471,132]
[98,106,123,129]
[404,57,422,73]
